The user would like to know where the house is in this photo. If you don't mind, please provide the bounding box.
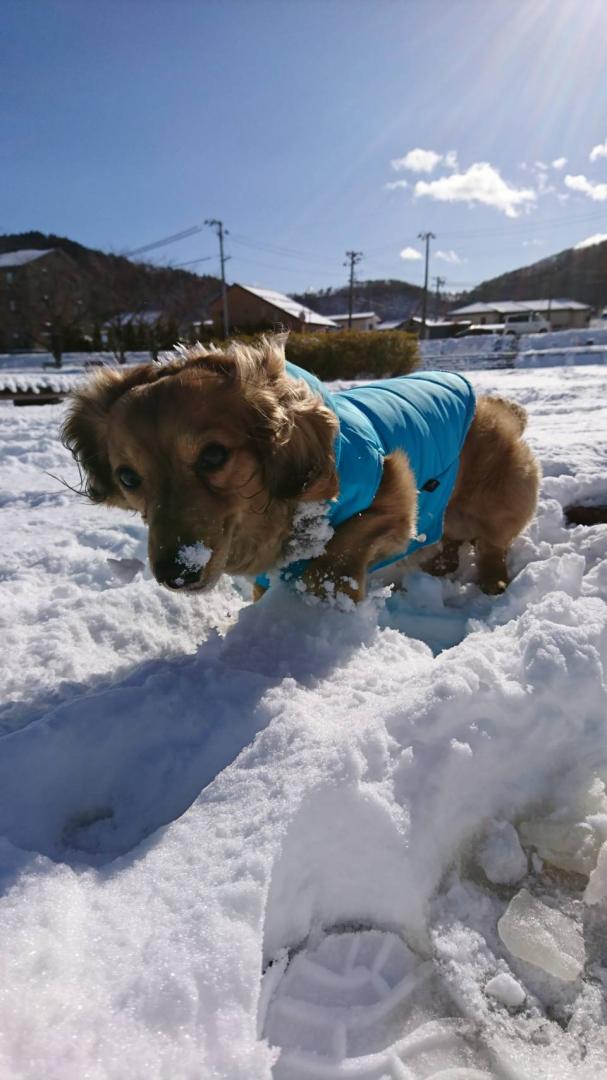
[209,283,337,334]
[375,317,462,339]
[400,317,464,339]
[376,319,408,331]
[0,248,83,350]
[327,311,381,331]
[449,299,591,331]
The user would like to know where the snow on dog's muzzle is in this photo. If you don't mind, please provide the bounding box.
[154,542,214,591]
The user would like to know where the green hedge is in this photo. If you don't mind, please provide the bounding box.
[284,330,420,380]
[216,330,420,381]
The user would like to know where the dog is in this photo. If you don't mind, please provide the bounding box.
[61,335,540,602]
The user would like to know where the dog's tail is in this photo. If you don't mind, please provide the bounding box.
[483,395,528,436]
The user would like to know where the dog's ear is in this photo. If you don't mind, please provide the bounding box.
[61,365,152,503]
[262,392,339,502]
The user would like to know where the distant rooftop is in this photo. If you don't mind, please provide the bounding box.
[102,309,164,329]
[0,249,54,270]
[239,284,337,327]
[451,299,591,316]
[328,311,378,321]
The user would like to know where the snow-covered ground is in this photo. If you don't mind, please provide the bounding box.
[0,364,606,1079]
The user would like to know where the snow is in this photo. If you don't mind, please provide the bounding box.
[279,501,335,566]
[177,541,213,572]
[0,362,606,1077]
[476,821,528,886]
[0,249,53,269]
[484,973,526,1008]
[419,332,607,373]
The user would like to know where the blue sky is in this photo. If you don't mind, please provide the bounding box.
[3,0,607,297]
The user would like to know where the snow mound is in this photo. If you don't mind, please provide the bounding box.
[0,365,606,1078]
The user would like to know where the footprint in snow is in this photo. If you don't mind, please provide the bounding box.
[261,928,502,1079]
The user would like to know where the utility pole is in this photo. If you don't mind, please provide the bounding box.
[433,275,445,320]
[205,219,229,337]
[418,231,435,339]
[344,250,363,329]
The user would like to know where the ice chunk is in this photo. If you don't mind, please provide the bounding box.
[484,972,526,1007]
[519,818,602,876]
[520,777,607,877]
[477,820,527,885]
[497,889,585,982]
[585,841,607,905]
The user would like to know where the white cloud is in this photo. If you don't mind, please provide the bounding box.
[565,173,607,201]
[435,249,463,264]
[552,157,567,170]
[392,148,442,174]
[444,150,458,170]
[414,162,536,218]
[399,246,423,260]
[574,232,607,249]
[385,179,409,190]
[589,139,607,162]
[536,170,549,193]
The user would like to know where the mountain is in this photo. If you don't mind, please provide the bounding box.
[455,239,607,310]
[291,279,426,322]
[0,231,221,329]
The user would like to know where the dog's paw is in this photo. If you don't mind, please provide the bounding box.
[301,561,364,605]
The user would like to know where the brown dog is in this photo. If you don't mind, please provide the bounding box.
[61,336,539,601]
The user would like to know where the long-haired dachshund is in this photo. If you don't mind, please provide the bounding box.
[61,335,540,602]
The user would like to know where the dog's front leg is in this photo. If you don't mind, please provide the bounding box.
[302,452,417,603]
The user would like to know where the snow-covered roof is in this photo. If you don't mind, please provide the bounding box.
[237,284,338,327]
[327,311,378,321]
[102,310,164,329]
[0,249,54,270]
[451,299,591,316]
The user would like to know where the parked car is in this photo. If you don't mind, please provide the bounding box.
[501,312,550,335]
[455,323,505,337]
[456,312,550,337]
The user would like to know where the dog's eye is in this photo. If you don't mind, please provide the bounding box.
[116,466,142,490]
[197,443,230,472]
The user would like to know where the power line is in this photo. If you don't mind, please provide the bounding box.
[440,207,607,241]
[124,224,204,258]
[172,254,215,268]
[229,233,336,265]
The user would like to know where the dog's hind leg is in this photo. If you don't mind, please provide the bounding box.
[475,537,509,595]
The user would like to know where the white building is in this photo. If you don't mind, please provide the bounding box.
[449,299,591,331]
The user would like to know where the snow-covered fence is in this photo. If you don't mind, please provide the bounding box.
[420,326,607,371]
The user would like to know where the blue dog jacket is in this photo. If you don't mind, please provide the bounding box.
[258,363,476,585]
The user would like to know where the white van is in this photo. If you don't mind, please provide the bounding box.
[501,311,550,335]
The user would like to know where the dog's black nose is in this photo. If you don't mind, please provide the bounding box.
[154,557,200,590]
